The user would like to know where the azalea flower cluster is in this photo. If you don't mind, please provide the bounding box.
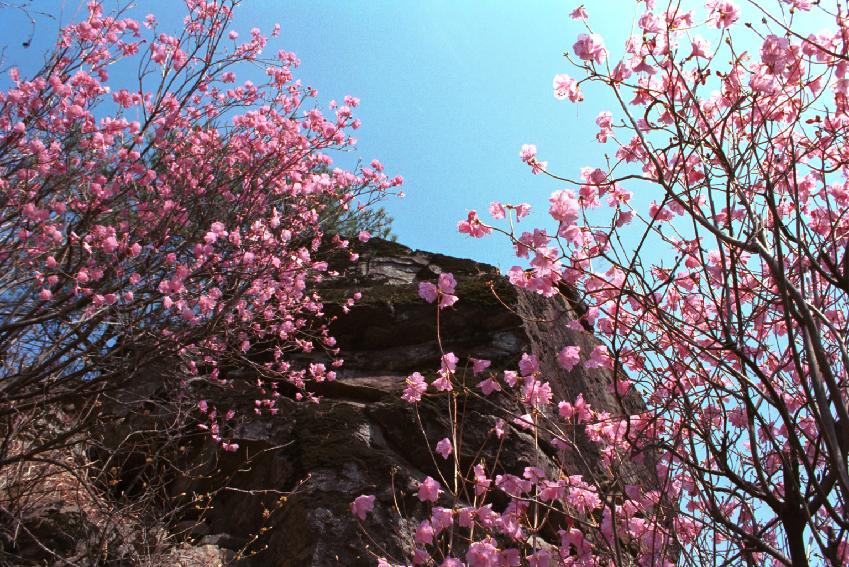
[0,0,400,450]
[419,273,459,310]
[355,323,667,566]
[358,0,849,565]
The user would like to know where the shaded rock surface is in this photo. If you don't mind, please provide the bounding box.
[101,240,654,566]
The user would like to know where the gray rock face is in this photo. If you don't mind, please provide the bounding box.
[101,240,655,566]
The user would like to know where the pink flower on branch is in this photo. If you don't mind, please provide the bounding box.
[549,189,580,226]
[470,357,491,374]
[435,437,453,459]
[478,377,502,396]
[441,352,459,373]
[523,377,553,408]
[584,344,613,370]
[458,210,492,237]
[595,111,614,142]
[518,352,539,376]
[431,353,459,392]
[707,0,740,28]
[573,33,607,64]
[519,143,548,174]
[519,143,537,163]
[570,5,589,19]
[553,73,584,102]
[488,201,506,220]
[415,520,435,545]
[690,35,711,58]
[418,281,438,304]
[351,494,375,520]
[418,272,458,308]
[402,372,428,403]
[514,203,532,219]
[557,345,581,371]
[432,371,454,392]
[417,476,442,503]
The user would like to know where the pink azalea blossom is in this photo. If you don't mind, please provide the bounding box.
[690,35,711,58]
[611,61,633,83]
[435,437,453,459]
[415,520,435,544]
[761,34,791,73]
[458,210,492,238]
[616,209,634,227]
[553,73,584,102]
[557,345,581,371]
[470,357,491,375]
[457,507,475,528]
[707,0,740,28]
[513,414,535,430]
[489,201,506,220]
[559,394,593,423]
[526,549,553,567]
[523,377,553,408]
[417,476,442,503]
[402,372,428,403]
[418,281,438,303]
[418,272,458,309]
[573,33,607,64]
[474,464,491,496]
[437,273,458,308]
[549,189,580,225]
[519,144,537,163]
[413,548,429,564]
[351,494,375,520]
[478,377,502,396]
[518,352,539,376]
[519,143,548,174]
[441,352,459,373]
[514,203,532,219]
[530,159,548,175]
[584,344,613,370]
[429,507,453,533]
[595,111,614,142]
[466,539,500,567]
[432,371,453,392]
[493,418,507,438]
[570,5,588,19]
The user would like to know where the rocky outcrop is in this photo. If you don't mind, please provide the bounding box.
[50,239,655,566]
[172,240,539,565]
[141,239,655,566]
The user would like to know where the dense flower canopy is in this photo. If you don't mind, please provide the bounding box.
[356,1,849,565]
[0,0,400,448]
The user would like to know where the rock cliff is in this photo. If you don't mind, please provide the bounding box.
[159,239,655,565]
[7,240,655,566]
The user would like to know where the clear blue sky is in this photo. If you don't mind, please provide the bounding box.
[0,1,655,270]
[254,1,639,270]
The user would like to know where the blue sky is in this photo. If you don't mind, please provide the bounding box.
[254,1,639,270]
[2,0,646,271]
